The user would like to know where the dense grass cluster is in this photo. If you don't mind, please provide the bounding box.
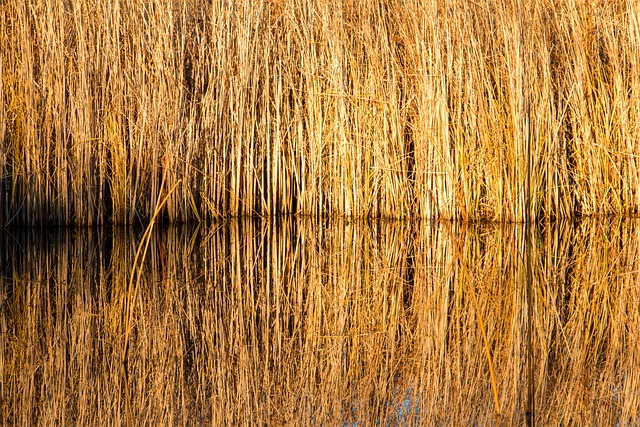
[1,0,639,225]
[2,219,639,425]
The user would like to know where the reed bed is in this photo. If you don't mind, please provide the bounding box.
[1,219,639,425]
[1,0,639,225]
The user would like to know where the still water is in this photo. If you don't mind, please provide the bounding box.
[1,219,639,426]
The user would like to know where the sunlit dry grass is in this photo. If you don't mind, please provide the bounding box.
[1,0,639,225]
[1,219,639,425]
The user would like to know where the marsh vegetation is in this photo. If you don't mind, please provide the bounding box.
[2,0,640,225]
[2,1,639,424]
[1,218,639,425]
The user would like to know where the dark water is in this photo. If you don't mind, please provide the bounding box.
[1,219,639,426]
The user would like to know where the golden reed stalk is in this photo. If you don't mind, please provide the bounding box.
[1,0,639,225]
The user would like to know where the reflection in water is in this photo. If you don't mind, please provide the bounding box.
[1,219,639,426]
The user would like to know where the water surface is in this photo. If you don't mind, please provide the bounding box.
[1,219,638,426]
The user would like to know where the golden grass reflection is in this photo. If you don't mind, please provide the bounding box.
[1,219,639,425]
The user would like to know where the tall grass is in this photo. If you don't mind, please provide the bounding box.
[1,219,639,425]
[1,0,639,225]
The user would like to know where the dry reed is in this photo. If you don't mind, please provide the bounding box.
[1,218,639,425]
[1,0,639,225]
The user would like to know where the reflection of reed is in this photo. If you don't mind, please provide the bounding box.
[1,220,639,425]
